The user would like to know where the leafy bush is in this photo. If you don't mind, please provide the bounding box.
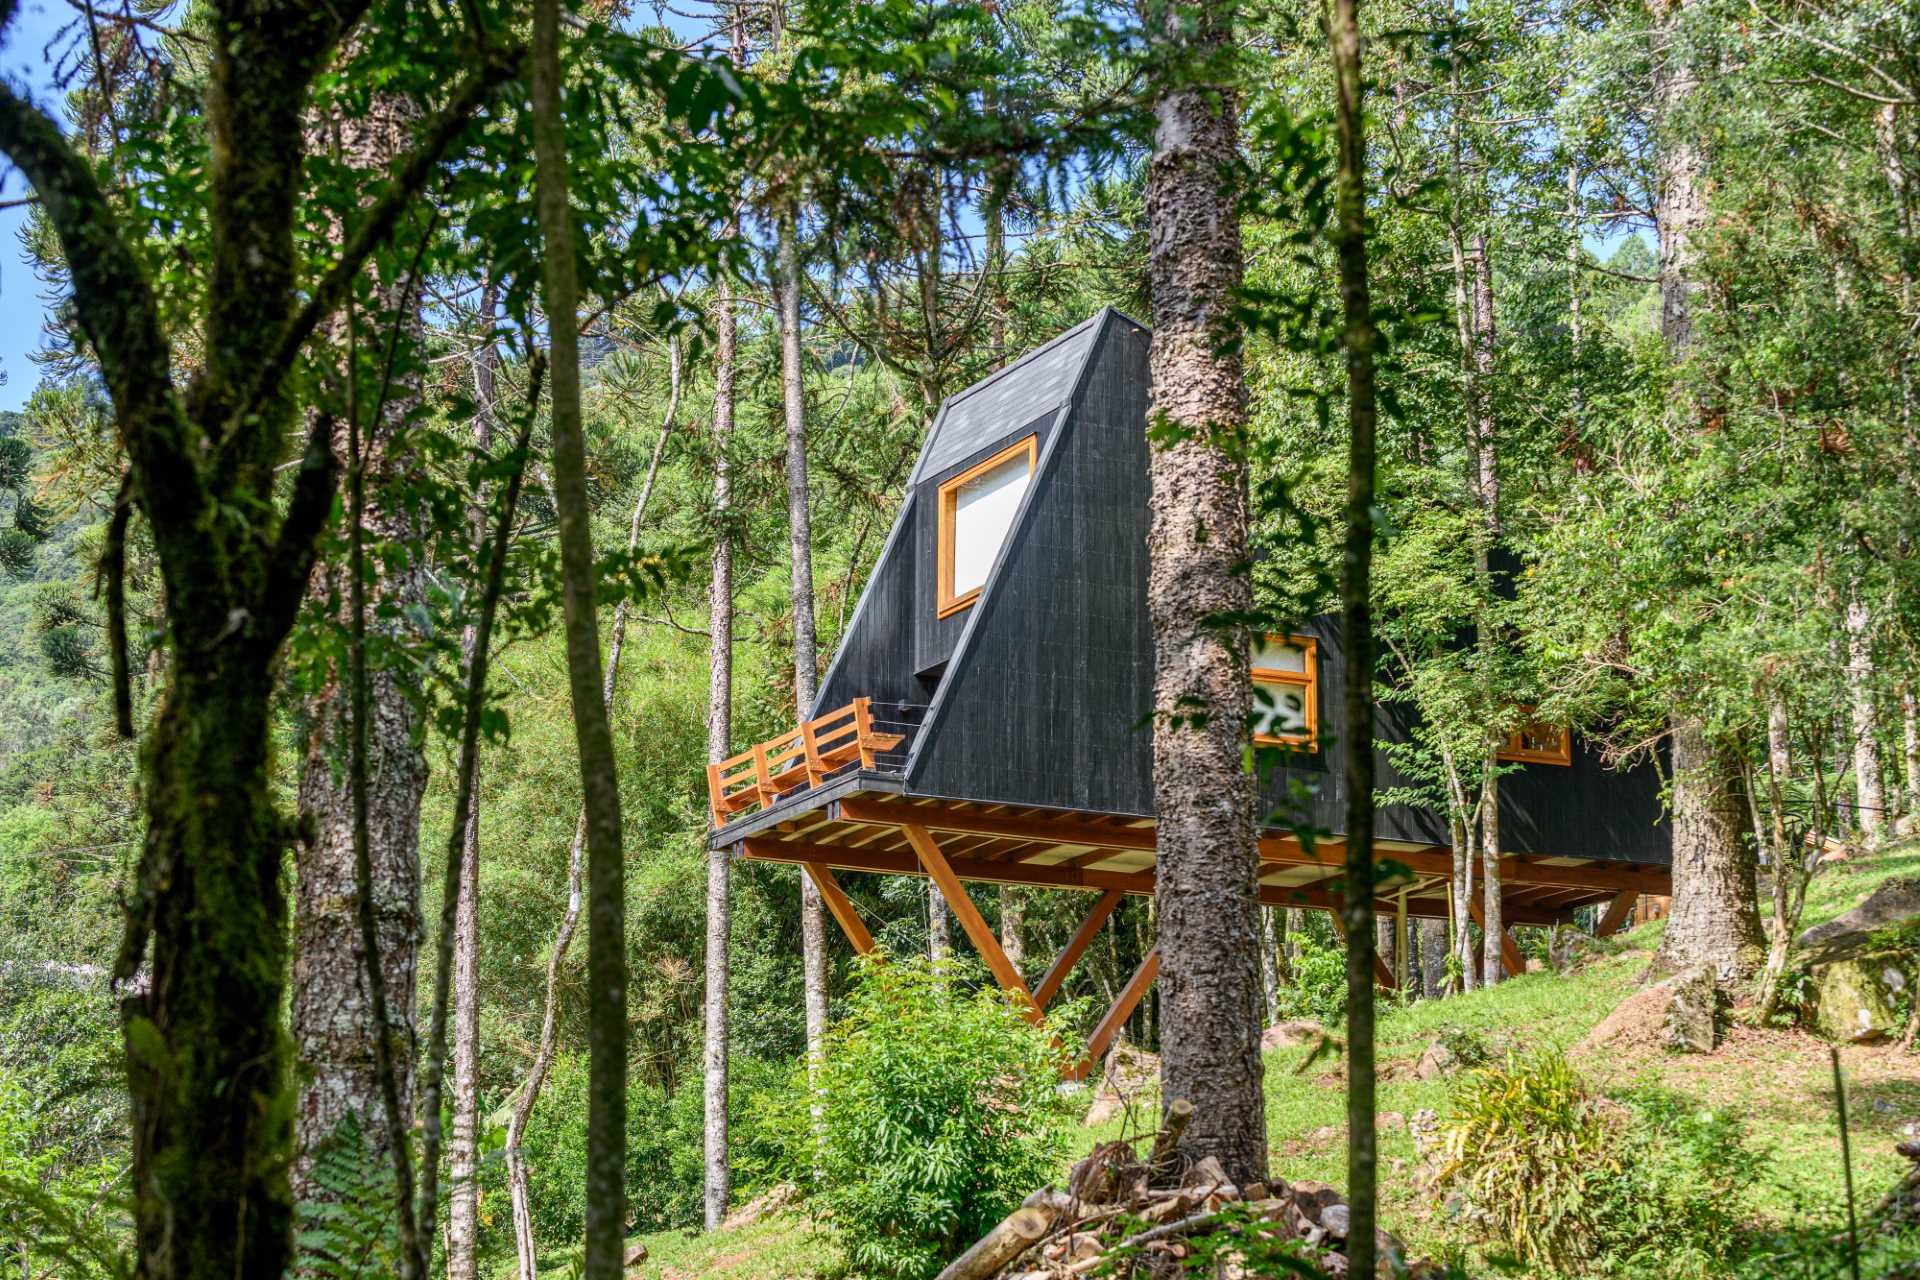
[761,955,1080,1280]
[1273,935,1348,1026]
[1432,1052,1760,1278]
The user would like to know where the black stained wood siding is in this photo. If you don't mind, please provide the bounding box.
[813,492,923,711]
[908,316,1157,814]
[910,408,1065,680]
[811,308,1670,866]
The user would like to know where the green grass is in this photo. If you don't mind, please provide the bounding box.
[629,843,1920,1277]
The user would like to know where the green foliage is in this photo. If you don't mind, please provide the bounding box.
[0,1070,129,1278]
[292,1114,405,1280]
[1432,1052,1760,1278]
[1272,935,1349,1027]
[762,956,1080,1280]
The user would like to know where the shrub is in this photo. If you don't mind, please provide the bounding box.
[762,955,1079,1280]
[1431,1052,1759,1278]
[1273,935,1348,1026]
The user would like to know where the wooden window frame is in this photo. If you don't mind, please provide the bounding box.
[936,434,1038,618]
[1496,708,1572,766]
[1252,633,1318,748]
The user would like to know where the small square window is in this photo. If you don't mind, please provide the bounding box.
[1252,634,1318,746]
[1497,710,1571,766]
[936,436,1037,617]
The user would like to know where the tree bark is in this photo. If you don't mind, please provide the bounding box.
[1480,766,1503,987]
[778,209,830,1074]
[292,69,427,1207]
[929,889,952,961]
[1845,589,1884,841]
[1329,0,1380,1267]
[531,3,627,1273]
[1902,684,1920,830]
[447,276,500,1280]
[1652,721,1765,981]
[704,267,738,1232]
[999,886,1026,976]
[1756,696,1797,1019]
[1419,918,1447,999]
[1650,0,1708,358]
[1143,0,1265,1186]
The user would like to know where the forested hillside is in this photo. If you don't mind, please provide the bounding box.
[0,0,1913,1278]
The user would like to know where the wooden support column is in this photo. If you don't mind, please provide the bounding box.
[1327,903,1398,989]
[1070,946,1159,1082]
[1466,894,1526,978]
[1032,888,1123,1010]
[804,862,875,955]
[1595,890,1637,937]
[903,824,1041,1020]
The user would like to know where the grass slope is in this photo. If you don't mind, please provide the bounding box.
[630,844,1920,1276]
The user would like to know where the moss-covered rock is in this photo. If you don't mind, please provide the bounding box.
[1811,958,1904,1043]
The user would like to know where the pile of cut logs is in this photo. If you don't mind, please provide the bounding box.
[935,1101,1443,1280]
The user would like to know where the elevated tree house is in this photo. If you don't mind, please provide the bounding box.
[707,310,1672,1071]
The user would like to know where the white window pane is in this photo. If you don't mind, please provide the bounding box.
[1253,681,1310,737]
[1252,637,1307,674]
[951,453,1031,598]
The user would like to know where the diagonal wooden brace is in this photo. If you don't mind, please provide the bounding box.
[1070,946,1159,1082]
[903,823,1041,1021]
[1032,888,1123,1010]
[804,862,875,955]
[1595,889,1638,937]
[1326,903,1398,988]
[1466,894,1526,978]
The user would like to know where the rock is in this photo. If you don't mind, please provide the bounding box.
[1578,979,1676,1054]
[1813,957,1903,1043]
[1413,1038,1456,1079]
[1319,1202,1351,1239]
[1525,958,1547,973]
[719,1182,796,1230]
[1798,876,1920,965]
[1662,965,1720,1054]
[623,1242,648,1267]
[1408,1108,1441,1159]
[1261,1019,1339,1052]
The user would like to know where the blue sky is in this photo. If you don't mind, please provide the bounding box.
[0,0,71,411]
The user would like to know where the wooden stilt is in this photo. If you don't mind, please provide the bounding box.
[1466,895,1526,977]
[903,823,1040,1019]
[804,862,875,955]
[1032,888,1123,1010]
[1072,946,1159,1081]
[1327,903,1398,989]
[1595,889,1637,937]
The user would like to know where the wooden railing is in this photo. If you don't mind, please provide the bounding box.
[706,697,906,827]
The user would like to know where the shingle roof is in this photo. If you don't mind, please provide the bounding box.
[909,310,1106,483]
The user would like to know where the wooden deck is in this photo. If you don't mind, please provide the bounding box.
[712,783,1672,1077]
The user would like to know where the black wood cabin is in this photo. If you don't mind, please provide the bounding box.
[705,309,1671,1063]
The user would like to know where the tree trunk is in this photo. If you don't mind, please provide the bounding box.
[929,889,952,961]
[1480,766,1503,987]
[447,277,500,1280]
[999,886,1025,977]
[1757,696,1797,1018]
[1652,720,1765,981]
[1650,0,1708,359]
[1450,810,1477,993]
[704,267,738,1232]
[1143,0,1265,1186]
[532,2,627,1272]
[1845,589,1884,841]
[291,74,427,1204]
[1419,918,1447,999]
[1329,0,1381,1266]
[778,209,830,1072]
[1902,683,1919,830]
